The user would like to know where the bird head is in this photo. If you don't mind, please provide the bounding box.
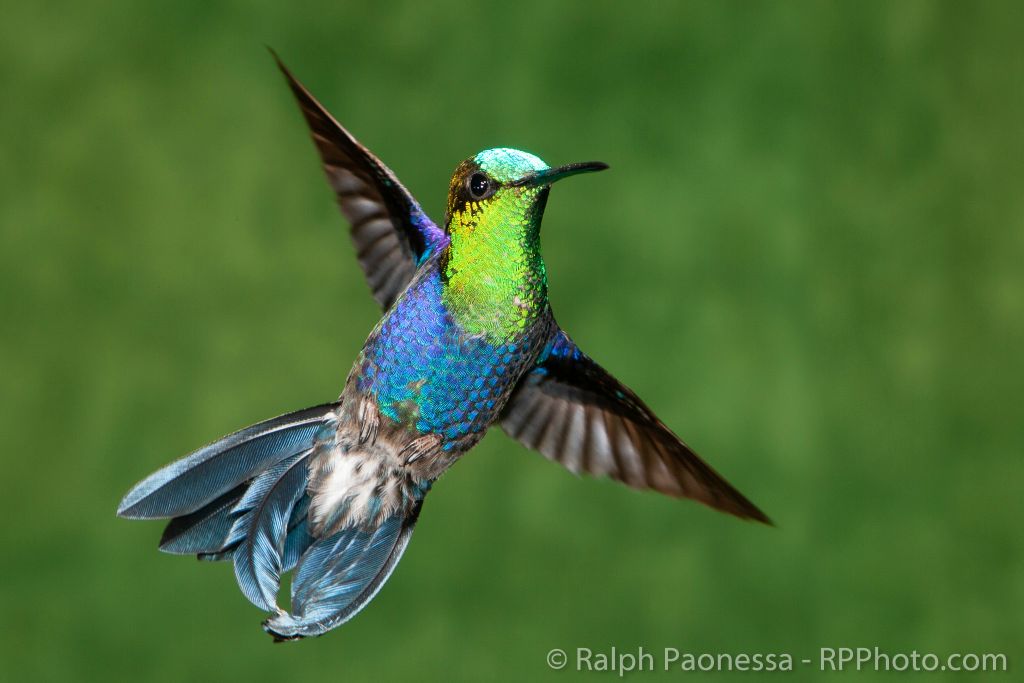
[444,148,607,238]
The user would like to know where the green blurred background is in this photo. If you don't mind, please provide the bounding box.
[2,1,1021,680]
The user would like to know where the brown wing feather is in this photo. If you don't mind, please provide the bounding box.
[501,330,771,524]
[273,52,444,309]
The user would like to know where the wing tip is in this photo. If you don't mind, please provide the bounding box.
[692,475,774,527]
[266,45,288,77]
[653,477,774,526]
[268,48,305,98]
[737,503,774,526]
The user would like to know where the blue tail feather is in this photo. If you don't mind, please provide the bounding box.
[193,493,312,564]
[228,451,311,612]
[282,515,315,573]
[263,499,424,640]
[158,483,246,555]
[117,403,337,519]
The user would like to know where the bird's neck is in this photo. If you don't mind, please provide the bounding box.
[441,209,547,343]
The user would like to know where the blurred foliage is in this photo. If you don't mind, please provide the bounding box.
[1,1,1021,681]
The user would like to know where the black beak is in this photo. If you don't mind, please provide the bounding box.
[511,161,609,188]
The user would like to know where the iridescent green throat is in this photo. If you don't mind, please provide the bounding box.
[441,188,548,343]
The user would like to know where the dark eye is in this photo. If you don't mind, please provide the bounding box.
[468,172,492,199]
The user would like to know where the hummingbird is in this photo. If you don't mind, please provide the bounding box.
[117,54,770,641]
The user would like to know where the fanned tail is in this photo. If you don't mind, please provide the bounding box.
[118,401,428,640]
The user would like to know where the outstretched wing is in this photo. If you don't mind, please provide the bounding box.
[273,52,446,309]
[500,329,771,523]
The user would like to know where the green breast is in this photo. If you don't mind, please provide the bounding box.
[442,191,547,343]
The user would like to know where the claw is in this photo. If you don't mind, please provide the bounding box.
[400,434,441,465]
[357,398,379,445]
